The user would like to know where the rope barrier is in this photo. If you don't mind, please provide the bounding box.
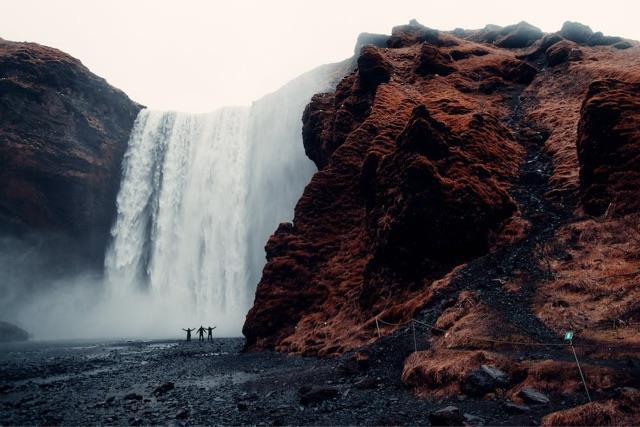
[375,316,640,350]
[569,339,592,402]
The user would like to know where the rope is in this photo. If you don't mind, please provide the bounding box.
[375,316,640,350]
[570,340,592,402]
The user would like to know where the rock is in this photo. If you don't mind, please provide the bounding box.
[560,21,593,44]
[354,33,389,55]
[480,365,509,383]
[462,365,509,397]
[503,402,531,414]
[463,413,486,426]
[588,32,622,46]
[388,22,445,48]
[415,44,456,76]
[175,408,189,419]
[429,406,465,426]
[519,388,550,405]
[613,41,633,50]
[0,321,29,342]
[0,38,141,258]
[546,41,583,66]
[358,46,392,89]
[496,21,544,48]
[298,386,339,405]
[577,79,640,216]
[123,393,143,401]
[153,382,174,396]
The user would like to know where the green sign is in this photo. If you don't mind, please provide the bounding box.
[564,330,574,341]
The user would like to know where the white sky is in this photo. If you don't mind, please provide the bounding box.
[2,0,638,112]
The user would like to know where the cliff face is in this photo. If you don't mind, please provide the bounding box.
[244,20,640,422]
[0,38,141,258]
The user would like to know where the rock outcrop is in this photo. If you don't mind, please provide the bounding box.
[0,38,141,259]
[577,79,640,216]
[244,19,640,425]
[245,20,530,354]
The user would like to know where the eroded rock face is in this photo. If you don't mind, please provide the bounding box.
[246,19,640,422]
[244,24,527,355]
[0,38,141,259]
[577,79,640,216]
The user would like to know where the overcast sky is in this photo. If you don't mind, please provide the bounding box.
[2,0,638,112]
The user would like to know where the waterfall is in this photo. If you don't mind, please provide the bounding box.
[104,61,350,336]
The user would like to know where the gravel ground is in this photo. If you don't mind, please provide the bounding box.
[0,336,579,426]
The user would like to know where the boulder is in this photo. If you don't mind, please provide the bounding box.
[496,21,544,48]
[560,21,594,44]
[503,402,531,414]
[462,364,509,397]
[519,388,550,405]
[613,41,633,50]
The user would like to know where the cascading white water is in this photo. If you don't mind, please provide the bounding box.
[105,107,252,332]
[104,61,351,337]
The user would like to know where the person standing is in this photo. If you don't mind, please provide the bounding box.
[182,327,196,342]
[207,326,216,341]
[197,326,206,342]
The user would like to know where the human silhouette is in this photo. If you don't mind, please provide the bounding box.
[182,327,196,342]
[207,326,216,341]
[197,326,206,342]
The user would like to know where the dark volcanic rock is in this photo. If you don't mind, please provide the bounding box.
[560,21,594,44]
[354,33,390,55]
[495,21,543,48]
[577,79,640,216]
[462,365,509,397]
[0,321,28,342]
[0,38,141,259]
[429,405,465,426]
[245,25,524,354]
[503,402,531,414]
[388,21,445,49]
[519,388,550,405]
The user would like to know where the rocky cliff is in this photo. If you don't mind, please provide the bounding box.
[244,20,640,424]
[0,38,141,260]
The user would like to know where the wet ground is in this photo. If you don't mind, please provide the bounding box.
[0,336,579,426]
